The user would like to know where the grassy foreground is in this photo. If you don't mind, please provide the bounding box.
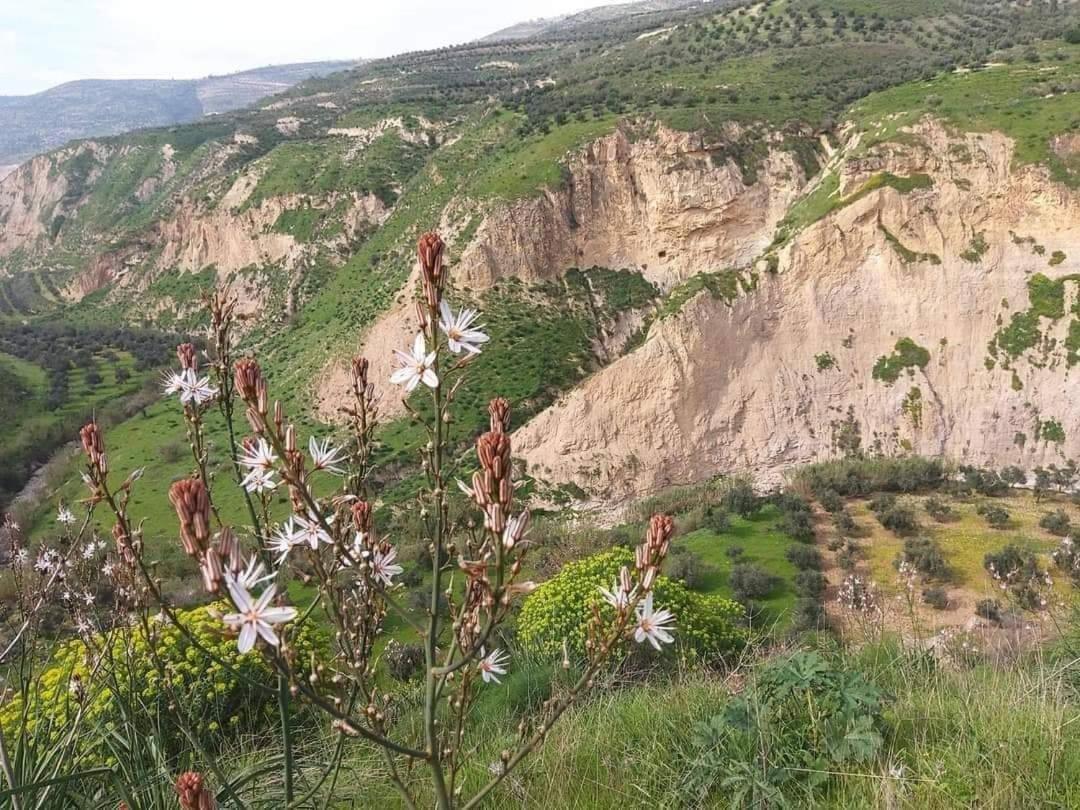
[208,636,1080,808]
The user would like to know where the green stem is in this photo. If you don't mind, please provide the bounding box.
[279,674,295,804]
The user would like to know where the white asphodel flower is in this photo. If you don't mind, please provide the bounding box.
[295,514,332,550]
[56,506,76,525]
[231,557,274,590]
[438,300,489,355]
[239,438,278,471]
[163,369,218,405]
[390,333,439,392]
[598,580,635,611]
[633,593,675,650]
[309,436,345,475]
[370,545,404,587]
[478,648,509,684]
[222,581,297,654]
[269,517,303,563]
[241,467,278,494]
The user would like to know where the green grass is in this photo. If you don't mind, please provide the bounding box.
[245,133,430,209]
[851,42,1080,187]
[659,269,752,318]
[775,171,932,246]
[467,116,617,200]
[852,491,1071,596]
[675,506,801,629]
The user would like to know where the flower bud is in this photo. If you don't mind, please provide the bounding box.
[175,771,216,810]
[79,422,106,467]
[169,478,212,557]
[351,500,373,532]
[176,343,197,371]
[233,358,265,407]
[417,231,446,310]
[488,397,511,434]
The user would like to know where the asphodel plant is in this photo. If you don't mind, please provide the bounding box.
[75,231,677,808]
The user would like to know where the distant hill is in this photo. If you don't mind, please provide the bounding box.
[0,61,361,165]
[481,0,702,40]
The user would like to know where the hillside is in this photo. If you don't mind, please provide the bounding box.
[5,3,1080,808]
[0,60,361,166]
[0,0,1079,517]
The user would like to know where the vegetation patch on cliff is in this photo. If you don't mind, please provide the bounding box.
[872,337,930,384]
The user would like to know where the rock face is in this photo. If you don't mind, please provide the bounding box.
[455,124,808,291]
[514,120,1080,498]
[314,123,812,422]
[0,151,71,257]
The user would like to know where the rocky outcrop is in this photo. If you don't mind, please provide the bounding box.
[0,153,68,258]
[315,123,811,421]
[455,123,809,292]
[515,120,1080,498]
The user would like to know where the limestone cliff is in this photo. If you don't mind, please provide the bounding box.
[513,119,1080,498]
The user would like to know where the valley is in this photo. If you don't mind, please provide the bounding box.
[2,2,1080,807]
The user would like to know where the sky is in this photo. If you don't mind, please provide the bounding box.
[0,0,628,95]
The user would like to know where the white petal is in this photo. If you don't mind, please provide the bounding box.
[405,373,421,392]
[412,333,427,360]
[238,623,257,654]
[256,621,280,647]
[261,606,297,624]
[390,367,414,384]
[421,369,439,389]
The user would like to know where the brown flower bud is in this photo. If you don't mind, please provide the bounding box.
[169,479,212,557]
[233,358,264,406]
[351,356,369,390]
[476,432,511,481]
[175,771,216,810]
[112,522,138,565]
[201,546,224,594]
[417,231,446,309]
[216,526,242,574]
[488,397,511,434]
[350,500,373,532]
[176,343,197,371]
[79,422,105,466]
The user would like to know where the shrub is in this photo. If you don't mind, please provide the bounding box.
[961,466,1008,496]
[878,503,919,535]
[796,456,944,496]
[791,597,827,631]
[983,545,1046,609]
[978,504,1011,529]
[724,545,745,560]
[898,537,948,578]
[666,549,708,590]
[818,489,844,513]
[924,496,956,523]
[702,506,730,534]
[722,476,761,518]
[1051,536,1080,584]
[729,563,781,602]
[0,604,324,750]
[385,641,425,682]
[683,652,886,803]
[518,548,745,657]
[868,493,897,515]
[785,544,822,570]
[1039,510,1072,537]
[975,598,1003,623]
[833,509,857,536]
[794,570,827,598]
[779,510,815,542]
[922,586,949,610]
[837,543,859,570]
